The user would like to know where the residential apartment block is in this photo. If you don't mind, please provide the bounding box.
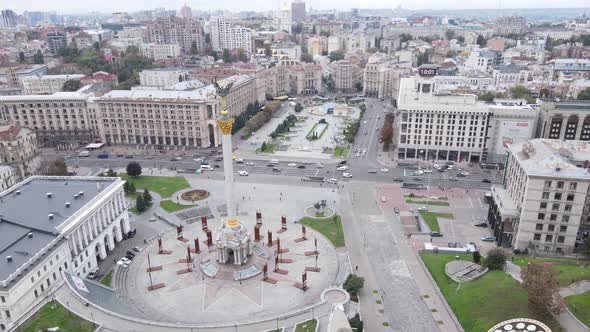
[139,43,181,61]
[363,54,408,99]
[209,17,253,54]
[139,68,190,88]
[145,17,204,53]
[331,60,362,94]
[488,139,590,254]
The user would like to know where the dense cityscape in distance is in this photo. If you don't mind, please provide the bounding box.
[0,1,590,332]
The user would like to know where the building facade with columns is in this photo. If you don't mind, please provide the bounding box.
[0,176,130,331]
[536,99,590,141]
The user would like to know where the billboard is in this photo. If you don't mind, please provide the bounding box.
[494,120,535,155]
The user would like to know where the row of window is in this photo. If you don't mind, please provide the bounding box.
[533,233,566,243]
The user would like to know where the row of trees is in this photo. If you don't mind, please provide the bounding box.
[232,102,262,134]
[379,113,394,149]
[222,48,249,63]
[243,101,281,135]
[270,114,297,139]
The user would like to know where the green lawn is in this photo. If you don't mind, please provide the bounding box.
[334,146,350,158]
[565,291,590,328]
[160,200,193,212]
[300,215,345,248]
[512,256,590,287]
[126,191,139,200]
[420,252,563,332]
[101,270,113,287]
[419,211,454,232]
[406,199,450,206]
[22,301,95,332]
[295,318,318,332]
[120,174,189,198]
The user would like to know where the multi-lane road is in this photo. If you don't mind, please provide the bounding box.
[50,98,503,189]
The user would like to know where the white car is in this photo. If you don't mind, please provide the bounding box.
[413,170,424,175]
[200,165,213,171]
[356,153,361,157]
[337,166,348,171]
[381,196,387,202]
[288,163,297,167]
[418,206,428,211]
[423,169,432,173]
[193,158,204,163]
[327,178,338,184]
[461,171,470,176]
[447,165,454,170]
[238,170,249,176]
[342,172,352,178]
[380,168,389,172]
[246,162,254,166]
[120,257,131,264]
[433,164,441,170]
[268,159,279,164]
[235,158,244,163]
[172,156,182,161]
[116,260,129,268]
[315,163,324,168]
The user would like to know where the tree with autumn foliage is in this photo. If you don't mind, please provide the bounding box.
[379,113,395,149]
[521,261,564,315]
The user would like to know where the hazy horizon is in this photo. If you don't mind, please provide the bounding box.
[2,0,590,15]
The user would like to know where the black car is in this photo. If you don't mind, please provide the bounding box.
[482,179,492,183]
[126,250,135,258]
[272,167,282,172]
[116,154,124,157]
[339,160,347,165]
[474,222,488,228]
[266,164,275,167]
[430,232,443,237]
[297,165,306,169]
[393,177,403,182]
[125,155,133,159]
[215,156,223,161]
[412,178,423,181]
[214,164,221,168]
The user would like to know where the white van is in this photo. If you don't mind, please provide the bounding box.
[77,151,90,157]
[268,159,279,165]
[200,165,213,171]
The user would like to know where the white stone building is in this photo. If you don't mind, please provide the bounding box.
[0,92,96,148]
[139,68,190,88]
[396,74,538,163]
[20,75,85,95]
[0,176,130,331]
[363,54,408,99]
[331,59,362,94]
[209,17,253,54]
[84,29,114,43]
[93,88,222,148]
[488,139,590,254]
[139,43,181,61]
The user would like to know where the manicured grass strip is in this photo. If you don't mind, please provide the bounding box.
[419,211,454,232]
[406,199,450,206]
[22,301,95,332]
[306,122,329,140]
[120,174,189,198]
[300,215,345,248]
[334,146,350,158]
[512,256,590,287]
[565,291,590,328]
[420,252,564,332]
[101,270,113,287]
[259,143,278,153]
[160,200,193,212]
[295,318,318,332]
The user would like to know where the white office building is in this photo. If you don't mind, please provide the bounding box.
[139,43,181,61]
[139,68,190,88]
[488,139,590,254]
[20,75,85,95]
[0,176,130,331]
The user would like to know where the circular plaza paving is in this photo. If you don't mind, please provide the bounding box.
[122,214,339,325]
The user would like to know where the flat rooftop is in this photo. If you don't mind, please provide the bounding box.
[508,139,590,179]
[97,86,217,102]
[0,177,117,283]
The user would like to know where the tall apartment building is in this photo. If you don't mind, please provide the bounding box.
[139,43,181,61]
[209,17,253,54]
[536,99,590,140]
[331,60,362,93]
[46,31,68,54]
[0,176,131,331]
[20,74,84,95]
[291,0,306,22]
[0,92,96,147]
[93,89,221,148]
[307,36,327,57]
[488,139,590,254]
[145,17,204,53]
[139,68,190,88]
[179,4,192,19]
[396,73,538,163]
[465,49,503,72]
[494,16,527,35]
[363,55,408,99]
[0,9,17,29]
